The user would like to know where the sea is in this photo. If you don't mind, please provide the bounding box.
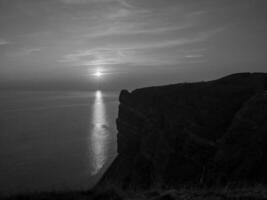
[0,90,119,195]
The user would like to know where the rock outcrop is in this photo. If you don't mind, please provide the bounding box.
[215,92,267,183]
[100,73,267,189]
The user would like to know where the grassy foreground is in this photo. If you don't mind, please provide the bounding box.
[2,184,267,200]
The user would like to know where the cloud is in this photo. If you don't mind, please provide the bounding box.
[80,7,213,40]
[24,48,41,55]
[60,27,224,69]
[102,27,226,50]
[85,23,192,39]
[8,48,41,57]
[0,39,9,45]
[60,47,167,70]
[185,54,204,58]
[59,0,92,4]
[107,8,133,19]
[59,48,128,68]
[59,0,132,7]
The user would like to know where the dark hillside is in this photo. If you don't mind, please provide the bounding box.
[100,73,267,189]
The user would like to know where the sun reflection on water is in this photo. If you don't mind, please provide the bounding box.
[89,90,109,175]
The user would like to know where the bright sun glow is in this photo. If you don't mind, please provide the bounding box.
[93,71,103,77]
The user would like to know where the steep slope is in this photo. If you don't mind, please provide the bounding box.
[100,73,267,189]
[215,92,267,183]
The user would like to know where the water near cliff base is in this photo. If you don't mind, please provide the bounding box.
[0,90,118,195]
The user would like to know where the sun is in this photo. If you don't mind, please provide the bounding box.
[93,71,103,78]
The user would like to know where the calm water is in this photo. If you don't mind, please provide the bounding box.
[0,90,119,195]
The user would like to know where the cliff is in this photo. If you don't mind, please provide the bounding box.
[100,73,267,189]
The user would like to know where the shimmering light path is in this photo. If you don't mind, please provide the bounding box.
[89,90,109,175]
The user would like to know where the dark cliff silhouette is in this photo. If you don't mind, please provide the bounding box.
[99,72,267,189]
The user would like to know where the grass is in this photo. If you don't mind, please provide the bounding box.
[2,184,267,200]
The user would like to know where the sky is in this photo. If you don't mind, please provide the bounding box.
[0,0,267,90]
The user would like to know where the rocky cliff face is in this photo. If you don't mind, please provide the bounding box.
[215,92,267,183]
[100,73,267,189]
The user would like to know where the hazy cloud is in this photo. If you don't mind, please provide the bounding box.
[60,26,224,70]
[24,48,41,54]
[59,0,132,7]
[8,48,41,57]
[60,48,128,67]
[59,0,91,4]
[84,23,192,39]
[104,27,226,50]
[185,54,204,58]
[0,39,9,45]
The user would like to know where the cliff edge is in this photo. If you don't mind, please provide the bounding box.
[100,73,267,189]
